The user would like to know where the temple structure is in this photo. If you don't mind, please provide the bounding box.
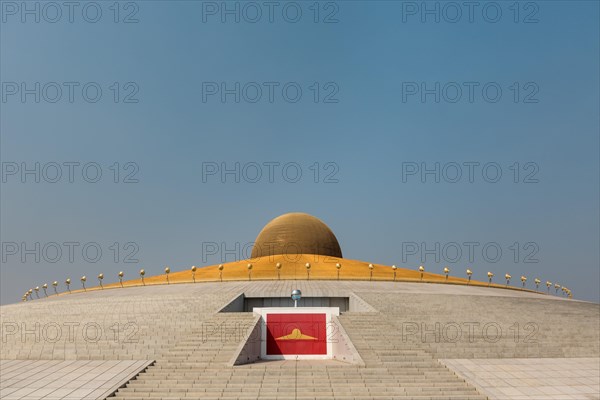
[1,213,597,400]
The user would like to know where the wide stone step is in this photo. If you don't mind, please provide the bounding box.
[111,309,488,400]
[113,394,487,400]
[336,313,486,400]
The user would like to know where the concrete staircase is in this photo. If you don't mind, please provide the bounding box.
[337,312,487,400]
[112,311,487,400]
[112,312,257,399]
[356,292,600,359]
[0,289,243,361]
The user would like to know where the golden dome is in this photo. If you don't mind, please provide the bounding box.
[251,213,342,259]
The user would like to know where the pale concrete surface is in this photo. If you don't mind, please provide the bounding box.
[112,312,487,399]
[0,360,152,399]
[3,281,596,360]
[2,281,598,399]
[442,358,600,400]
[357,290,599,358]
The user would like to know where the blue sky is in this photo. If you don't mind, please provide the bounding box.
[1,1,598,304]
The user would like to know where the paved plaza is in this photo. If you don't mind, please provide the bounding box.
[442,358,600,400]
[0,360,152,400]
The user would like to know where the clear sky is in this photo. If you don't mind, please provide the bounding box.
[1,1,598,304]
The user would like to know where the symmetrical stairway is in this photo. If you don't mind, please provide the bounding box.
[111,311,487,399]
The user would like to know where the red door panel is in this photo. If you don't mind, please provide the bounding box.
[266,313,327,355]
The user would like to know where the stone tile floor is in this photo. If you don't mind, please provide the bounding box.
[0,360,152,399]
[442,357,600,400]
